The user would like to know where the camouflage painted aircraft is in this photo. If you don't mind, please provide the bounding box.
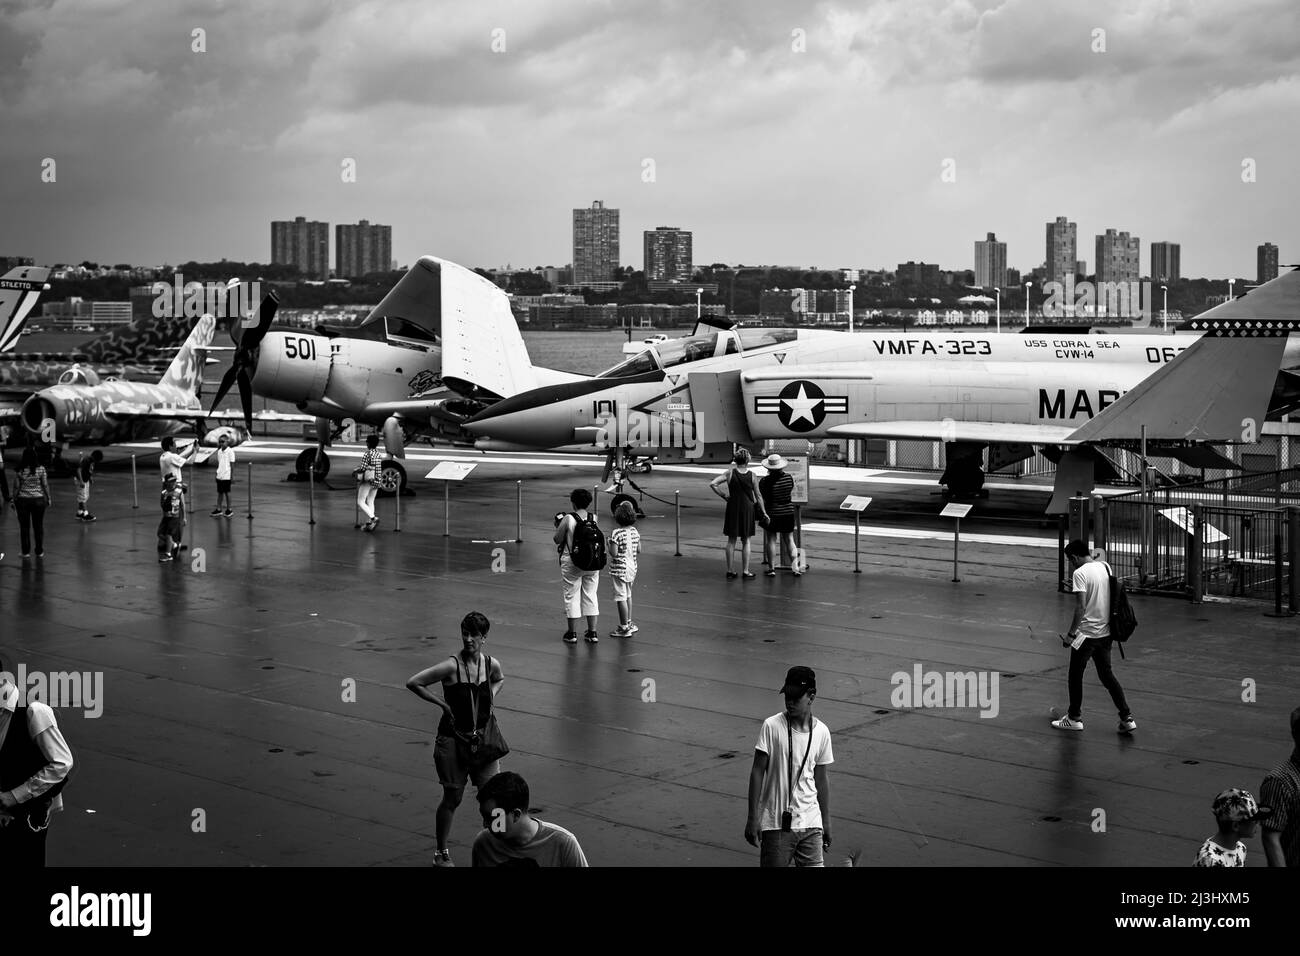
[0,265,51,352]
[459,269,1300,513]
[7,310,306,450]
[0,310,203,430]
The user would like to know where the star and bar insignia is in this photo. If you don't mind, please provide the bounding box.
[753,380,848,433]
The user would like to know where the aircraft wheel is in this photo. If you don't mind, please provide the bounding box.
[376,459,407,498]
[295,448,330,480]
[610,493,642,518]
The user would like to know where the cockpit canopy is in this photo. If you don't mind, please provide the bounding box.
[57,366,101,386]
[595,327,798,378]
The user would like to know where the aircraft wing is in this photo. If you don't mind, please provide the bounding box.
[104,404,314,423]
[827,421,1080,445]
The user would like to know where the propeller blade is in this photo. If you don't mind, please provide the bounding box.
[209,365,240,415]
[241,291,280,351]
[236,367,254,429]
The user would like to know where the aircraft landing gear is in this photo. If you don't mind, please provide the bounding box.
[940,454,987,499]
[601,448,647,518]
[294,448,330,481]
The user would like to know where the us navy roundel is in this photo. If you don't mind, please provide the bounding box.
[754,380,848,433]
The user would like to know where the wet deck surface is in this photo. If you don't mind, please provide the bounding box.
[2,446,1296,866]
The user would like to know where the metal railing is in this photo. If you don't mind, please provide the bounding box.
[1096,496,1299,611]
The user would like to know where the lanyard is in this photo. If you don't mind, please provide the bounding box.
[460,653,485,731]
[786,714,814,805]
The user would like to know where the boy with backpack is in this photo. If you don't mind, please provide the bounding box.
[1050,540,1137,734]
[73,450,103,522]
[608,500,641,637]
[553,488,605,644]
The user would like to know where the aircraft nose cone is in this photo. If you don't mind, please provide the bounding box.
[463,398,571,447]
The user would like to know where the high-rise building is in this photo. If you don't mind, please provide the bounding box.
[895,261,941,285]
[974,232,1007,289]
[335,220,393,279]
[1095,229,1140,284]
[1076,260,1087,278]
[643,227,693,282]
[1150,241,1181,283]
[1045,217,1077,287]
[573,201,620,286]
[271,216,330,279]
[1258,242,1279,284]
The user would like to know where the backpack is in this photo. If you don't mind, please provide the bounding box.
[1104,562,1137,657]
[568,511,607,572]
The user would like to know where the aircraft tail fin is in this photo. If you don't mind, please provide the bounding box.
[434,256,543,399]
[1069,319,1296,444]
[159,314,217,395]
[0,266,52,352]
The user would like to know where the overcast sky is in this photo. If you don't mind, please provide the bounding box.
[2,0,1297,278]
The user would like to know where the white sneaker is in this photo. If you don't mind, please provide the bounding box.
[1117,717,1137,734]
[1051,715,1084,732]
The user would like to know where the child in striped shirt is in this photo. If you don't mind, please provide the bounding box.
[608,501,641,637]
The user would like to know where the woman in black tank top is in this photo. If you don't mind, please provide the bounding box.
[405,611,506,867]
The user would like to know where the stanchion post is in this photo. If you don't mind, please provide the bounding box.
[853,511,861,573]
[1289,506,1300,615]
[674,490,681,557]
[952,517,961,583]
[246,461,253,520]
[1190,503,1203,604]
[394,483,401,533]
[593,484,600,516]
[516,480,523,543]
[443,480,450,537]
[188,457,195,514]
[131,454,139,509]
[1274,518,1284,616]
[308,459,316,526]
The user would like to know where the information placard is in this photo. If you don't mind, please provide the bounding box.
[425,462,477,481]
[941,502,973,519]
[785,454,809,503]
[839,495,872,511]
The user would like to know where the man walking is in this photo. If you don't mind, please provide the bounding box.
[1051,540,1137,734]
[745,666,834,866]
[0,654,74,866]
[1259,705,1300,866]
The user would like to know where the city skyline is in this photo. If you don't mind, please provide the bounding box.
[2,1,1298,278]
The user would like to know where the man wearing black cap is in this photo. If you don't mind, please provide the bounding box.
[745,666,834,866]
[1051,540,1136,734]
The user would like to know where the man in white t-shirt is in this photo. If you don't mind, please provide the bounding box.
[746,665,834,866]
[211,434,236,518]
[1051,540,1136,734]
[159,436,196,546]
[0,654,75,867]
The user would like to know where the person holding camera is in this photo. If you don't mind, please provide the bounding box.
[745,666,834,867]
[406,611,507,868]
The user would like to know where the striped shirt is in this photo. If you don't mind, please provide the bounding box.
[1260,749,1300,866]
[608,526,640,581]
[759,471,795,518]
[15,467,47,499]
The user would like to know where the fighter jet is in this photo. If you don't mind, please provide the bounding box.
[211,256,581,493]
[11,298,308,451]
[461,269,1300,513]
[0,265,51,352]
